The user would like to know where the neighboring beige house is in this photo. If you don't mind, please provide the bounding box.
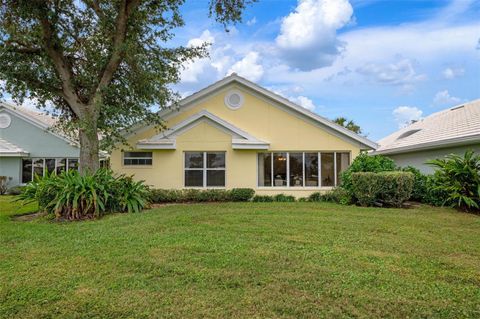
[374,99,480,173]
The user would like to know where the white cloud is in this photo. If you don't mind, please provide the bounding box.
[442,67,465,79]
[181,30,216,83]
[246,17,257,26]
[356,58,427,91]
[290,96,316,111]
[433,90,463,107]
[393,106,423,128]
[275,0,353,70]
[227,51,264,81]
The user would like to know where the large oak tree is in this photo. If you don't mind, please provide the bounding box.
[0,0,253,173]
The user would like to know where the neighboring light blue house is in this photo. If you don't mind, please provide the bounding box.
[0,102,80,188]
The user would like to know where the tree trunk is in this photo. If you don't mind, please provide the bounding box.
[78,111,100,175]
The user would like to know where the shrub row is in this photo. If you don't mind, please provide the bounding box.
[252,194,296,202]
[19,169,149,220]
[149,188,255,203]
[350,171,414,207]
[308,188,352,205]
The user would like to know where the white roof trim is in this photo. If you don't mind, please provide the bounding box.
[127,74,377,150]
[137,109,270,150]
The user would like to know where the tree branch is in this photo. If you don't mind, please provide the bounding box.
[91,0,141,104]
[37,5,83,115]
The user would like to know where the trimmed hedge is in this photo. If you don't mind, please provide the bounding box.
[230,188,256,202]
[308,188,352,205]
[149,188,255,203]
[252,194,296,202]
[351,171,414,207]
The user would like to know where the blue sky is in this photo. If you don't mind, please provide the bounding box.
[173,0,480,141]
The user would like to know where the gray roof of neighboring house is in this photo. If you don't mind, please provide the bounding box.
[375,99,480,155]
[0,137,29,156]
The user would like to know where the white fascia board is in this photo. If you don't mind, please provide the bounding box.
[232,143,269,150]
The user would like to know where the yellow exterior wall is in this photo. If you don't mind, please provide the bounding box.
[111,84,362,197]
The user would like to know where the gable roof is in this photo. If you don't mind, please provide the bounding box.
[0,137,29,156]
[131,73,377,150]
[0,102,78,146]
[137,109,269,150]
[375,99,480,155]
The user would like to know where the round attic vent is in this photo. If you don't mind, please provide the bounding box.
[0,113,11,129]
[224,90,244,110]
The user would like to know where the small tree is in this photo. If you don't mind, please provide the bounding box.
[333,116,363,135]
[0,0,254,173]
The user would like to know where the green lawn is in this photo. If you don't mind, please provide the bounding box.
[1,196,479,318]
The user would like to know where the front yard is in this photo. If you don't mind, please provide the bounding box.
[1,196,479,318]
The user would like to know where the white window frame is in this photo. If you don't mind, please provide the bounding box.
[256,151,351,189]
[184,151,226,188]
[21,157,79,184]
[123,151,153,166]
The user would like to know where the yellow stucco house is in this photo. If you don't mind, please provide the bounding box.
[111,74,377,197]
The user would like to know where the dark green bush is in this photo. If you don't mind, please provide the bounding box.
[351,172,382,206]
[308,188,352,205]
[274,194,296,202]
[229,188,255,202]
[197,189,230,202]
[427,150,480,211]
[149,188,255,203]
[308,192,323,202]
[252,195,274,202]
[341,152,397,192]
[351,171,414,207]
[18,169,149,220]
[423,174,448,207]
[401,166,427,202]
[149,189,183,203]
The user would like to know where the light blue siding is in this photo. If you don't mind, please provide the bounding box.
[0,157,21,188]
[0,107,80,187]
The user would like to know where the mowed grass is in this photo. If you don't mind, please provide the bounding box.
[1,196,479,318]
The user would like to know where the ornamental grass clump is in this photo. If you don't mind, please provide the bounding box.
[19,169,149,220]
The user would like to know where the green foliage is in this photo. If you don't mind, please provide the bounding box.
[0,1,254,172]
[340,152,397,192]
[351,171,414,207]
[426,150,480,211]
[332,117,363,135]
[18,169,149,219]
[423,174,449,207]
[252,195,275,202]
[149,188,255,203]
[229,188,255,202]
[401,166,428,202]
[252,194,296,202]
[274,194,296,202]
[308,188,352,205]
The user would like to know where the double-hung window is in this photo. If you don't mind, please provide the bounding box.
[123,151,152,165]
[184,152,225,187]
[257,152,350,188]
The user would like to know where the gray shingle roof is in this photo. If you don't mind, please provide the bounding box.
[375,99,480,155]
[0,137,28,155]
